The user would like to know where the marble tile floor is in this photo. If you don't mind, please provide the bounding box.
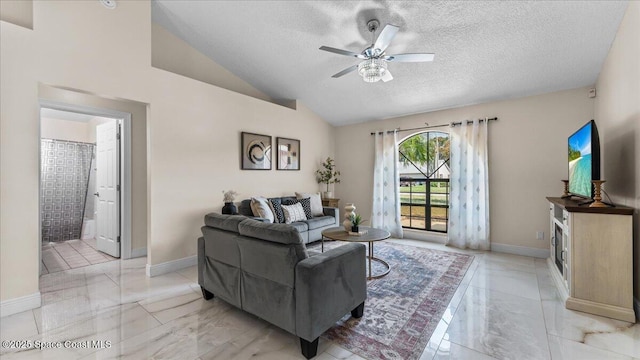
[41,239,118,275]
[2,239,639,360]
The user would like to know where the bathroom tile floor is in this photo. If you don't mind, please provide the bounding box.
[41,238,118,274]
[3,239,639,359]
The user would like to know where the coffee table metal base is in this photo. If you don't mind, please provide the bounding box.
[366,240,390,279]
[321,237,390,280]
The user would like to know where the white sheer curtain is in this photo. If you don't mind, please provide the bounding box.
[446,119,490,250]
[371,131,403,238]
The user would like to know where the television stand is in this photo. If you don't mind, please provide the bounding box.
[559,194,591,205]
[576,198,594,206]
[546,197,634,322]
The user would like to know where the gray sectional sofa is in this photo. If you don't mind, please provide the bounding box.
[198,213,367,359]
[238,196,339,243]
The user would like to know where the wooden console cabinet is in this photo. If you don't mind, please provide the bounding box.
[321,198,340,208]
[547,197,635,322]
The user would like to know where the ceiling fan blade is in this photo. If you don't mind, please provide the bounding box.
[373,24,399,53]
[331,64,358,78]
[381,70,393,82]
[383,53,435,62]
[320,46,366,59]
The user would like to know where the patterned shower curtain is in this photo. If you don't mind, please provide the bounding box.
[41,139,95,242]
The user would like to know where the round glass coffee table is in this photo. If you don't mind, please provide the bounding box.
[321,226,391,280]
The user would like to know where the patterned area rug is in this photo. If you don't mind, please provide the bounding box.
[309,241,473,360]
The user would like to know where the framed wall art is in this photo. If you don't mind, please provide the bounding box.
[241,132,272,170]
[276,137,300,170]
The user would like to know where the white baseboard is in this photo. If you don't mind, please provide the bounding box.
[146,255,197,277]
[634,298,640,321]
[491,243,549,259]
[131,247,147,258]
[1,292,41,318]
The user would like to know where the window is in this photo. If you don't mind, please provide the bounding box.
[398,131,450,233]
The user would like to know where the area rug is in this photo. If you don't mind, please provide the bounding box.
[309,241,473,360]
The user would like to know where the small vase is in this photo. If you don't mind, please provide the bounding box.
[344,203,356,231]
[323,191,333,199]
[222,202,237,215]
[351,226,359,233]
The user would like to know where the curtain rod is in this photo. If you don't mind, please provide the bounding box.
[370,117,498,135]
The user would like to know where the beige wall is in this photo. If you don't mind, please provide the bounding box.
[594,2,640,300]
[0,1,334,303]
[334,87,594,251]
[152,23,273,104]
[0,0,32,29]
[40,117,92,143]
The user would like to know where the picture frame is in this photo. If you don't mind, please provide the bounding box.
[241,132,272,170]
[276,137,300,170]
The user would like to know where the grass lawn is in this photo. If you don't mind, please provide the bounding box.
[399,193,448,206]
[399,183,449,194]
[401,205,447,219]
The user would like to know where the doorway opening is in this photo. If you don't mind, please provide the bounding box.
[39,102,132,275]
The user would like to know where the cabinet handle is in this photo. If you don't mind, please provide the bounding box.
[551,237,556,246]
[561,250,566,261]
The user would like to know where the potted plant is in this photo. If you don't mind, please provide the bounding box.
[221,190,239,215]
[316,157,340,199]
[350,213,363,233]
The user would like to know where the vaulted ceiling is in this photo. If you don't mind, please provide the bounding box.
[152,1,628,126]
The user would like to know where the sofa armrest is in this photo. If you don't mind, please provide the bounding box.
[295,243,366,341]
[323,207,339,225]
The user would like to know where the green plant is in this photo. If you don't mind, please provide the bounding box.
[316,157,340,192]
[350,213,363,227]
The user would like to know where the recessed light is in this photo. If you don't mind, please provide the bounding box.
[100,0,117,9]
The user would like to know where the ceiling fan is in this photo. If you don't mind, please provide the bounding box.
[320,19,435,83]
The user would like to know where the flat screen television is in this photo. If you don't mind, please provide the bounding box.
[568,120,600,199]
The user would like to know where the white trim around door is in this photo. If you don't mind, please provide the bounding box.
[38,100,134,261]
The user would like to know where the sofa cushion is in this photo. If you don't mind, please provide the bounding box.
[250,196,274,223]
[204,213,245,233]
[304,216,336,230]
[296,192,324,217]
[237,199,254,217]
[268,198,285,223]
[290,221,309,233]
[282,203,307,224]
[238,218,304,245]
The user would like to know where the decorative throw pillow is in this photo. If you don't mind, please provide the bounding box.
[282,198,312,220]
[268,198,285,223]
[297,198,313,220]
[295,192,324,217]
[282,198,296,206]
[250,197,274,223]
[282,203,307,224]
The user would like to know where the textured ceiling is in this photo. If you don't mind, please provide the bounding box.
[152,1,628,126]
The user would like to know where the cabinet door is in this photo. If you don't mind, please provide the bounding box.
[562,210,571,291]
[549,204,555,258]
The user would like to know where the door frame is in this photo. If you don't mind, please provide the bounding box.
[38,100,133,264]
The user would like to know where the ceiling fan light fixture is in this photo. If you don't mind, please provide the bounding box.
[358,58,387,83]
